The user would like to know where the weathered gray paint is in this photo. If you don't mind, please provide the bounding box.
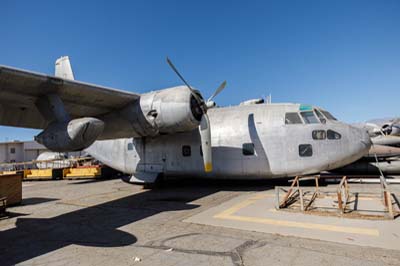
[35,117,104,152]
[354,117,400,137]
[0,61,371,183]
[333,160,400,175]
[371,135,400,147]
[0,64,140,129]
[86,103,371,183]
[99,86,201,139]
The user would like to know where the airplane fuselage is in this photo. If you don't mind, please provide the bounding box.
[0,59,371,183]
[86,103,371,183]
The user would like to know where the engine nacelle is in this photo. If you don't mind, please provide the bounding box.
[139,86,203,134]
[392,124,400,136]
[35,117,104,152]
[382,123,400,136]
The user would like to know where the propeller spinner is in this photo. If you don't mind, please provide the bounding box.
[166,57,227,172]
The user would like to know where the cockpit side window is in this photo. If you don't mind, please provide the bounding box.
[285,112,303,124]
[321,110,337,121]
[314,109,326,124]
[312,130,326,140]
[327,130,341,140]
[300,111,319,124]
[299,144,313,157]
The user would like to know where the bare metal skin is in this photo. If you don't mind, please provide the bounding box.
[0,57,371,184]
[86,103,371,183]
[353,118,400,147]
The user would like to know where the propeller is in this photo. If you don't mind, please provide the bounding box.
[384,118,400,136]
[199,114,212,172]
[207,80,226,102]
[166,57,227,172]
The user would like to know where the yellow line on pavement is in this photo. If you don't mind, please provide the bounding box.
[213,193,380,237]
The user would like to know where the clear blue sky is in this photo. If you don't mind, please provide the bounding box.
[1,0,399,141]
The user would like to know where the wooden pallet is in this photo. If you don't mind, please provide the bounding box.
[0,173,22,206]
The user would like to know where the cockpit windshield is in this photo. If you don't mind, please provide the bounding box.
[285,106,338,125]
[320,110,337,121]
[314,109,326,124]
[300,111,319,124]
[285,112,303,124]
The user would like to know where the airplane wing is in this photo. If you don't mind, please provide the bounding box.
[0,65,140,129]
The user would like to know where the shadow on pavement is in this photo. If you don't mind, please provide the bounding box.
[0,178,282,265]
[21,197,59,206]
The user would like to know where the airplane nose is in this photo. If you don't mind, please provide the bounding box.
[357,127,372,153]
[328,125,372,171]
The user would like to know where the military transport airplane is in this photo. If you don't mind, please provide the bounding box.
[362,118,400,137]
[0,57,371,184]
[354,118,400,147]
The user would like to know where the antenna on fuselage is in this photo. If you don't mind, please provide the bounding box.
[265,93,272,104]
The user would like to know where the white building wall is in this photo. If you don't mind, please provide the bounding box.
[24,150,40,162]
[23,141,47,162]
[8,143,24,162]
[0,144,8,162]
[0,141,48,163]
[0,140,87,164]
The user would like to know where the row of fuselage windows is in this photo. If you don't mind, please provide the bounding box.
[299,129,341,157]
[181,143,256,157]
[285,109,337,125]
[126,143,256,157]
[128,129,340,158]
[312,129,341,140]
[127,129,340,158]
[180,129,340,158]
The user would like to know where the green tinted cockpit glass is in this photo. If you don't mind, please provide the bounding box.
[299,104,313,111]
[300,111,319,124]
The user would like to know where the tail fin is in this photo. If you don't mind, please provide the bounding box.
[55,56,75,80]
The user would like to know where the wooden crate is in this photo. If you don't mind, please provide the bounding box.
[0,173,22,206]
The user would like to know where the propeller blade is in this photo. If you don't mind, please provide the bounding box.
[166,57,194,92]
[207,80,227,102]
[199,114,212,172]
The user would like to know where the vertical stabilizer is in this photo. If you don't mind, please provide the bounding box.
[55,56,75,80]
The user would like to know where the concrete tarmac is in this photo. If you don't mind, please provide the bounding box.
[0,178,399,266]
[186,186,400,250]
